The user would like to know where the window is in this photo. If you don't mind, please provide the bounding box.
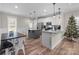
[7,16,17,33]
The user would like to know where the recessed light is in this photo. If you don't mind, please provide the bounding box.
[14,5,18,8]
[44,9,47,12]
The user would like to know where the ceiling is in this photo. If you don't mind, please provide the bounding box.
[0,3,79,17]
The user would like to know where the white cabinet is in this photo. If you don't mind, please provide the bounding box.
[42,32,52,48]
[42,30,63,49]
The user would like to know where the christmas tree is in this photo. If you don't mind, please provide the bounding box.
[64,16,78,41]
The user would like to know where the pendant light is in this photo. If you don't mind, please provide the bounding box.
[33,10,38,30]
[53,3,56,16]
[58,8,61,19]
[33,11,36,19]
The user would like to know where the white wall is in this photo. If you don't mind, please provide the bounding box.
[0,13,8,33]
[17,16,32,35]
[62,10,79,32]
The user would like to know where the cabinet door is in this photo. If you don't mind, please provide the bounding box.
[42,33,52,49]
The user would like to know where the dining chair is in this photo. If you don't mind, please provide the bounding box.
[15,37,25,55]
[0,32,5,55]
[0,31,5,55]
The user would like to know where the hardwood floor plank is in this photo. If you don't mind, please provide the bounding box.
[18,37,79,55]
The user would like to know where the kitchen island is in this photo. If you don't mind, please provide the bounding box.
[42,30,64,49]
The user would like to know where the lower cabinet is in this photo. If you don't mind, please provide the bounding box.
[42,32,52,49]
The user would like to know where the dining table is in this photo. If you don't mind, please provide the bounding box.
[0,32,26,55]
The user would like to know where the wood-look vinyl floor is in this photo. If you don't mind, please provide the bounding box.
[18,37,79,55]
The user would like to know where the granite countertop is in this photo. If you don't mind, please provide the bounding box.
[1,32,26,41]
